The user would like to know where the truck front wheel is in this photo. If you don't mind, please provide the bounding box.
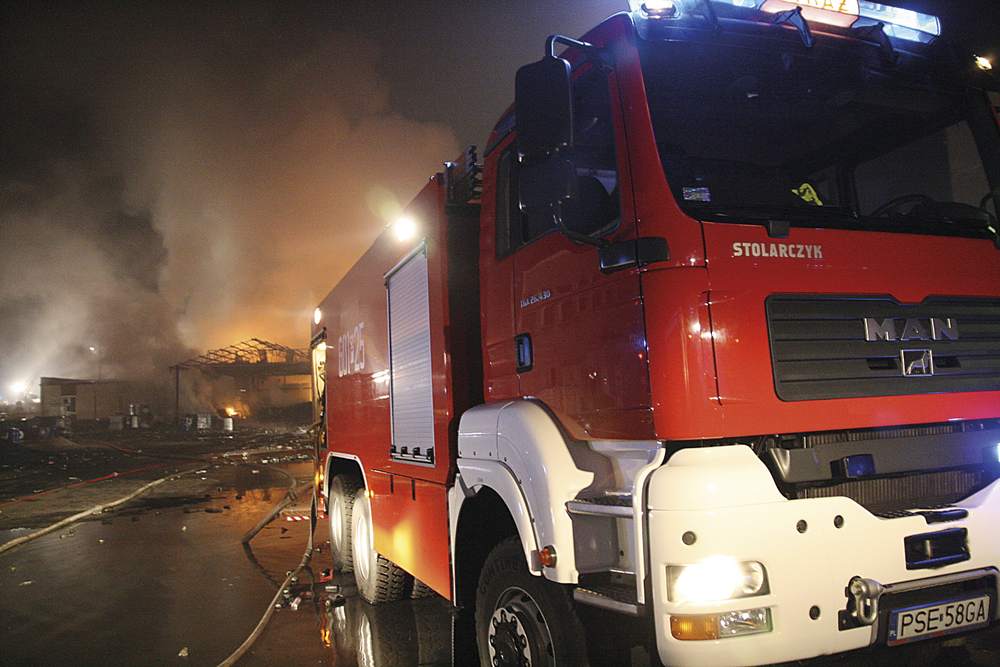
[350,488,409,603]
[328,475,361,572]
[475,537,589,667]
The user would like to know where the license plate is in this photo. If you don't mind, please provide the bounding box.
[888,595,991,646]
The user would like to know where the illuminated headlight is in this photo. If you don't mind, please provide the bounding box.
[668,557,769,603]
[994,443,1000,463]
[313,307,322,325]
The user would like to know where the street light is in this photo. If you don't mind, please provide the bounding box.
[88,345,102,381]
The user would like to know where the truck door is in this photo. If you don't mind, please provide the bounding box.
[507,64,653,441]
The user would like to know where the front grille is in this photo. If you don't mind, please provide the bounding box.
[798,470,987,513]
[779,420,1000,512]
[767,296,1000,401]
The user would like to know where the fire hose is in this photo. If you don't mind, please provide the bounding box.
[217,480,317,667]
[0,468,200,556]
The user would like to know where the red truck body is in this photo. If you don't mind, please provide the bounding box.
[312,4,1000,665]
[315,175,481,597]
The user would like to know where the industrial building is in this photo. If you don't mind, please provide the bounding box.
[39,377,138,422]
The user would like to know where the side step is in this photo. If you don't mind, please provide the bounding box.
[574,580,642,616]
[566,494,633,518]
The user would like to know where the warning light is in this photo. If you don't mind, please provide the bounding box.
[641,0,679,18]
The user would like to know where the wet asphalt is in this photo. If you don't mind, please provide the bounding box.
[1,432,999,666]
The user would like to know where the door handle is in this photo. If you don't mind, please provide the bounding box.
[515,333,533,373]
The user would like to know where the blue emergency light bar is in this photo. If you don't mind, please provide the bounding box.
[630,0,942,43]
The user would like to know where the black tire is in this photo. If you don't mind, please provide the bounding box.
[475,537,589,667]
[350,488,410,603]
[328,475,361,573]
[352,599,419,667]
[411,577,436,599]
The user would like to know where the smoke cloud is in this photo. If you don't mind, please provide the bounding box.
[0,2,458,397]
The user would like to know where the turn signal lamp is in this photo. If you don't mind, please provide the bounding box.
[539,545,558,568]
[671,608,773,641]
[668,556,768,603]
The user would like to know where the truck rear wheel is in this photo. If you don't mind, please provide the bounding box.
[328,475,361,572]
[350,488,409,603]
[475,537,589,667]
[411,577,435,599]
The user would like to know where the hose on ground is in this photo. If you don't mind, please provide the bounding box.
[218,479,316,667]
[0,467,200,556]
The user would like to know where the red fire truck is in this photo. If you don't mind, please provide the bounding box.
[311,1,1000,664]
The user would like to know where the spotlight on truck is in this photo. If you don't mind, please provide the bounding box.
[391,216,419,242]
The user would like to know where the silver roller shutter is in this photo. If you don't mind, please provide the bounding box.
[387,247,435,465]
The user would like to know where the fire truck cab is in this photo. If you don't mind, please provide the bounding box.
[313,2,1000,665]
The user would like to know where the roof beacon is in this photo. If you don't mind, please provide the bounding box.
[637,0,943,42]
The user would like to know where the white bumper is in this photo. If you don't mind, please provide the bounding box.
[646,446,1000,667]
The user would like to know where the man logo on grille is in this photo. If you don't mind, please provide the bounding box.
[901,349,935,377]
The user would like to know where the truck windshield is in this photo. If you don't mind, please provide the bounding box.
[638,38,998,237]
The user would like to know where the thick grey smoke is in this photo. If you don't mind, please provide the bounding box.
[0,2,457,399]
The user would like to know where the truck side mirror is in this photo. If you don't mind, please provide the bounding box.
[515,55,574,159]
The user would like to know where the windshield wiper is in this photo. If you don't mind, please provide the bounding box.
[694,204,859,237]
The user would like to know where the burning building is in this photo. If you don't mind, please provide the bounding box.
[170,338,312,423]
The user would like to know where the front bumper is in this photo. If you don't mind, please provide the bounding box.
[645,446,1000,667]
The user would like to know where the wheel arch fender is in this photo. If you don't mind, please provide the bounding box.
[453,401,594,587]
[323,452,367,497]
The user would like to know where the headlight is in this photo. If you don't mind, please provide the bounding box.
[668,557,769,603]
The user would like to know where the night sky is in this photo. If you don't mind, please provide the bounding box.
[1,1,998,396]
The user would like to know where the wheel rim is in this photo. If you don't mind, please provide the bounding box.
[487,587,554,667]
[330,493,344,553]
[353,495,372,584]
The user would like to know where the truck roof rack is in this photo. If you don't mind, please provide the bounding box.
[444,145,482,208]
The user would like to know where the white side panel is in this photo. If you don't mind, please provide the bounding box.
[386,247,435,463]
[457,402,506,460]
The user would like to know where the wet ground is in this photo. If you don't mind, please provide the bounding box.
[1,430,999,666]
